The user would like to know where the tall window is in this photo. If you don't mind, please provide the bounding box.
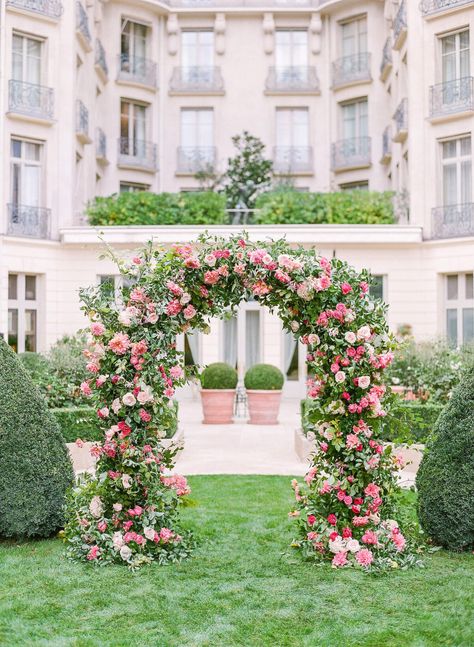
[182,30,213,68]
[10,138,43,208]
[441,136,472,206]
[341,99,368,140]
[12,33,43,85]
[121,19,148,63]
[445,273,474,346]
[275,30,308,83]
[8,273,39,353]
[276,107,309,148]
[120,100,147,155]
[441,30,470,83]
[341,16,367,57]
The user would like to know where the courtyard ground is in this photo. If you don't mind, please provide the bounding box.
[0,475,472,647]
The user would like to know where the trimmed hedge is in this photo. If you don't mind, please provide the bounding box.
[416,367,474,551]
[0,339,74,539]
[51,402,179,443]
[87,191,227,226]
[245,364,284,390]
[200,363,238,390]
[300,398,443,445]
[254,190,395,225]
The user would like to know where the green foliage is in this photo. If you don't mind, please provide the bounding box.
[387,339,474,403]
[200,363,238,390]
[244,364,284,391]
[19,334,90,408]
[222,131,273,209]
[86,191,226,227]
[416,367,474,551]
[0,338,73,539]
[253,189,395,225]
[51,407,101,443]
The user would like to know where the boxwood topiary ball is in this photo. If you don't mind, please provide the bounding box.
[244,364,284,391]
[200,362,238,390]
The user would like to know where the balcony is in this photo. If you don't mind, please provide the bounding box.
[381,126,392,163]
[420,0,473,17]
[273,147,313,174]
[6,0,63,19]
[117,55,157,89]
[76,100,91,144]
[380,38,392,81]
[96,128,107,164]
[76,1,92,52]
[393,98,408,142]
[165,0,317,6]
[177,147,217,174]
[7,204,50,239]
[169,67,224,94]
[118,138,158,172]
[331,137,371,172]
[332,53,371,89]
[432,203,474,239]
[8,80,54,123]
[95,40,108,83]
[265,66,319,94]
[393,0,407,50]
[430,77,474,119]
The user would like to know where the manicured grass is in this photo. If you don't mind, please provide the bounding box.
[0,476,473,647]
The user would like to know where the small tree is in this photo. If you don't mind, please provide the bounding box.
[223,131,273,209]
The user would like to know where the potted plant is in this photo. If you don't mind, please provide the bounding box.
[244,364,284,425]
[200,362,238,424]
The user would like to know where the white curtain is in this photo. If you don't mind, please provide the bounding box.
[245,310,260,370]
[284,330,297,375]
[186,331,200,364]
[223,316,238,368]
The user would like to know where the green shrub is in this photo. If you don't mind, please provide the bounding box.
[416,367,474,551]
[200,363,238,390]
[244,364,284,391]
[0,339,74,539]
[253,190,395,225]
[87,191,227,226]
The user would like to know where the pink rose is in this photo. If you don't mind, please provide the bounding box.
[341,282,353,295]
[358,375,371,389]
[80,381,92,396]
[108,332,130,355]
[355,548,374,567]
[183,304,196,320]
[90,322,105,336]
[335,371,346,383]
[87,545,100,561]
[364,483,380,498]
[170,365,183,379]
[332,551,348,567]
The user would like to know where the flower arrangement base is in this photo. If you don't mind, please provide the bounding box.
[201,389,235,424]
[247,390,282,425]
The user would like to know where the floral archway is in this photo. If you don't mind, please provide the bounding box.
[64,233,411,571]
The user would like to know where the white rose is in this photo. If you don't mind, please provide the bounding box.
[180,293,191,305]
[262,254,273,265]
[113,532,124,550]
[122,392,136,407]
[112,398,122,414]
[89,495,103,519]
[118,311,132,326]
[357,325,371,341]
[120,545,132,561]
[358,376,371,389]
[345,331,356,345]
[144,527,156,541]
[346,539,361,553]
[113,502,122,512]
[122,474,132,489]
[308,334,320,346]
[290,321,300,332]
[335,371,346,383]
[204,254,216,266]
[329,537,345,554]
[137,386,154,404]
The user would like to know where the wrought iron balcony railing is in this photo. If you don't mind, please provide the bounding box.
[117,55,157,88]
[331,137,371,171]
[170,67,224,93]
[118,138,158,171]
[432,203,474,239]
[265,66,319,93]
[165,0,317,5]
[381,126,392,162]
[7,204,50,239]
[393,98,408,141]
[95,40,108,81]
[420,0,473,16]
[177,147,217,173]
[76,1,91,47]
[380,38,392,79]
[76,99,90,142]
[96,128,107,161]
[6,0,63,18]
[8,80,54,120]
[393,0,407,49]
[332,53,371,88]
[273,146,313,173]
[430,77,474,118]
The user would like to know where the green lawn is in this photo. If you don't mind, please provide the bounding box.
[0,475,472,647]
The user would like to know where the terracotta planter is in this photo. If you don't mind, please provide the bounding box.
[200,389,235,424]
[247,390,282,425]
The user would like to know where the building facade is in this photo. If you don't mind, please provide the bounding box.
[0,0,473,395]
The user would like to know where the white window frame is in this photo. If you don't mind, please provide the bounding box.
[119,181,150,193]
[275,107,310,148]
[340,98,368,140]
[180,108,214,148]
[275,29,308,67]
[12,31,44,85]
[120,99,148,144]
[10,137,44,208]
[439,28,470,84]
[7,273,41,353]
[340,15,368,57]
[181,30,214,68]
[439,134,472,206]
[121,18,149,60]
[445,272,474,346]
